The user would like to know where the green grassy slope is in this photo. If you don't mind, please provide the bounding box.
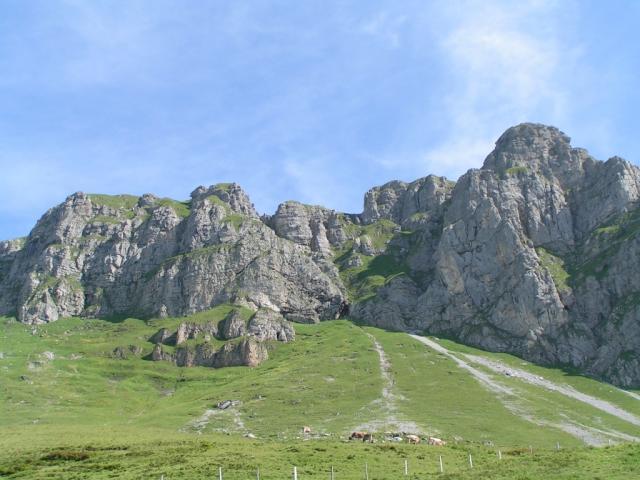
[1,429,639,479]
[368,329,579,447]
[1,314,382,437]
[1,314,640,478]
[438,338,640,425]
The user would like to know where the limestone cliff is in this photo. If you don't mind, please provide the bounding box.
[2,123,640,386]
[352,124,640,387]
[0,183,346,325]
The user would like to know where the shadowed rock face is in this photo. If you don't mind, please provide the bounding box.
[3,124,640,386]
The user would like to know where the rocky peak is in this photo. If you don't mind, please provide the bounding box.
[572,155,640,235]
[5,122,640,387]
[190,183,257,217]
[0,238,25,256]
[268,200,356,255]
[32,191,94,243]
[138,193,159,208]
[362,180,408,224]
[362,175,454,225]
[482,123,593,188]
[270,201,332,253]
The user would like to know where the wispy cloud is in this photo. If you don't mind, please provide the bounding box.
[0,0,635,240]
[61,1,163,85]
[421,0,576,176]
[358,11,407,48]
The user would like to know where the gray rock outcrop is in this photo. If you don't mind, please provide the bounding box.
[247,309,296,342]
[3,123,640,386]
[147,308,292,368]
[0,184,346,325]
[112,345,143,359]
[268,201,357,256]
[174,321,218,345]
[152,337,269,368]
[352,124,640,387]
[218,309,247,340]
[362,175,454,226]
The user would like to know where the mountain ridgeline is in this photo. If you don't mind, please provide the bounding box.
[2,123,640,387]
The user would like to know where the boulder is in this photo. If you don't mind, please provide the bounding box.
[218,309,247,340]
[247,309,295,342]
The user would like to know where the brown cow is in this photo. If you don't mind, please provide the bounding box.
[427,436,446,446]
[406,434,420,444]
[349,431,367,440]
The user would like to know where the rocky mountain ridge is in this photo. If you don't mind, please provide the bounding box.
[2,123,640,386]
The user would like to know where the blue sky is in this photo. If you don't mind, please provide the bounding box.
[1,0,639,240]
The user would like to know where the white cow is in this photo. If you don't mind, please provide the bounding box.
[428,436,446,446]
[406,434,421,444]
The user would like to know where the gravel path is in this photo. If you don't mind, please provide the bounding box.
[353,333,422,434]
[409,335,514,396]
[464,354,640,427]
[185,403,248,435]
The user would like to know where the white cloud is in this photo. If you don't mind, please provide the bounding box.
[55,1,164,86]
[422,0,576,175]
[359,11,407,48]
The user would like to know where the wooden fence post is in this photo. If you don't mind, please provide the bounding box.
[293,466,298,480]
[330,465,334,480]
[498,449,502,460]
[218,467,223,480]
[404,459,408,475]
[364,462,369,480]
[439,455,443,473]
[468,454,473,468]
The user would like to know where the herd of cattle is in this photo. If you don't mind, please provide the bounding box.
[300,426,446,445]
[348,431,446,445]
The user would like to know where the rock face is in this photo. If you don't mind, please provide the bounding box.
[0,183,345,325]
[218,309,247,340]
[153,338,269,368]
[3,123,640,386]
[267,201,357,256]
[148,308,292,368]
[212,338,268,368]
[362,176,454,226]
[174,321,218,345]
[353,124,640,387]
[247,308,296,342]
[152,334,270,368]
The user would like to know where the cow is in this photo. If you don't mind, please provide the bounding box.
[363,433,374,443]
[406,434,420,444]
[302,426,311,434]
[428,436,446,446]
[349,431,367,440]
